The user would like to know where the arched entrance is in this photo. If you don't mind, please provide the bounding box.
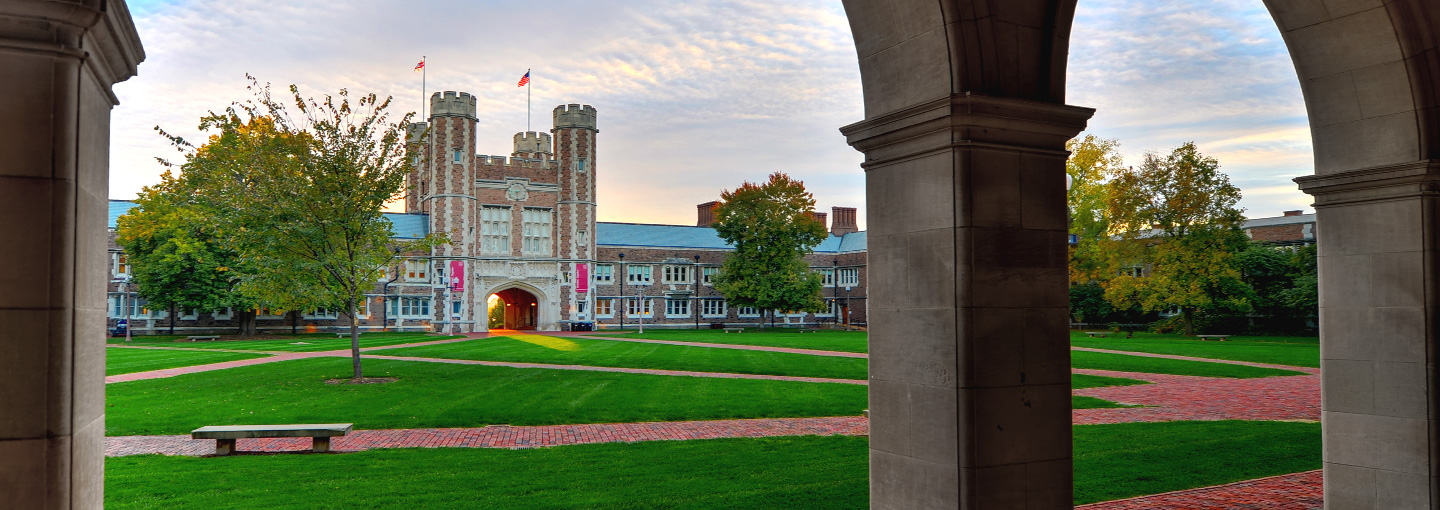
[490,288,539,330]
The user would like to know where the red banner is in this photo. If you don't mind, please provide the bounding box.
[576,263,589,293]
[449,260,465,291]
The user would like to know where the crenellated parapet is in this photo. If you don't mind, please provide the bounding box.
[430,91,477,119]
[553,104,597,131]
[406,122,428,144]
[513,131,553,155]
[476,154,558,169]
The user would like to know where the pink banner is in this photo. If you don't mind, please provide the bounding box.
[576,263,589,293]
[449,260,465,291]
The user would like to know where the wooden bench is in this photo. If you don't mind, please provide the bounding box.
[798,329,818,333]
[186,335,220,342]
[1196,334,1231,341]
[1084,332,1111,338]
[723,327,744,333]
[191,423,353,455]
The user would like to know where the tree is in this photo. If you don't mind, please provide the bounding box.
[711,173,829,328]
[116,170,250,334]
[1066,135,1125,284]
[1099,142,1249,335]
[157,76,437,379]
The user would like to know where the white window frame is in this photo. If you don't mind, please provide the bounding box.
[113,252,131,278]
[393,297,432,318]
[701,298,727,318]
[452,149,462,163]
[304,308,340,320]
[701,266,719,286]
[816,299,836,318]
[576,300,588,319]
[594,264,614,283]
[404,260,429,282]
[662,265,691,284]
[212,307,234,321]
[179,308,199,320]
[594,298,615,318]
[522,208,553,256]
[838,268,859,287]
[817,268,834,286]
[627,265,653,285]
[481,206,512,255]
[665,298,690,318]
[626,297,654,318]
[738,306,760,318]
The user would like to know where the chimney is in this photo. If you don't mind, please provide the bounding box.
[831,206,858,236]
[1283,210,1303,217]
[697,201,719,227]
[810,211,828,231]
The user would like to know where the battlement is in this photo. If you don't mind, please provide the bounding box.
[430,91,477,119]
[476,154,558,169]
[406,122,428,144]
[553,104,597,130]
[513,131,553,155]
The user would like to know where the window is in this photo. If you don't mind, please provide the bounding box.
[576,159,586,173]
[452,149,462,163]
[595,298,614,318]
[627,265,653,285]
[626,298,653,318]
[576,301,588,319]
[108,294,138,318]
[1119,266,1143,278]
[391,297,432,318]
[405,260,429,281]
[481,206,511,255]
[665,298,690,318]
[213,308,233,321]
[702,299,727,317]
[304,308,339,320]
[817,268,834,286]
[838,268,859,287]
[738,306,760,318]
[257,306,284,319]
[180,308,199,320]
[113,253,131,277]
[452,300,462,318]
[662,265,690,284]
[702,267,719,285]
[594,264,614,283]
[522,208,552,256]
[816,299,836,318]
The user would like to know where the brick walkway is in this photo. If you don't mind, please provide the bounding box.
[572,334,868,358]
[362,354,867,385]
[104,416,868,457]
[1077,470,1323,510]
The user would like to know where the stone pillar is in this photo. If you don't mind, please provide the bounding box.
[1297,162,1440,509]
[0,1,144,508]
[843,94,1092,509]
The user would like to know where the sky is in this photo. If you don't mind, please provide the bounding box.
[111,0,1315,230]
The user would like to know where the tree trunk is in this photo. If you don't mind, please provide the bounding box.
[237,310,258,336]
[350,301,363,380]
[759,310,766,330]
[1181,308,1195,336]
[168,304,176,335]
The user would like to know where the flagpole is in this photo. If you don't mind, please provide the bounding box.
[422,56,427,121]
[526,68,532,132]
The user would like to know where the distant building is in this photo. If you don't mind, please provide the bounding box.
[105,93,867,335]
[1243,210,1316,246]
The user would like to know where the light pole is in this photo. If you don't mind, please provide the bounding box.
[618,253,625,331]
[831,258,839,328]
[693,254,701,330]
[119,274,132,342]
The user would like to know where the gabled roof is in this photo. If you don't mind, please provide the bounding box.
[107,200,429,239]
[595,221,866,253]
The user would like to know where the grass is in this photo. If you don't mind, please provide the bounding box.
[1071,373,1148,409]
[1074,420,1321,504]
[105,357,867,436]
[1071,331,1320,368]
[106,332,458,353]
[1071,350,1308,378]
[380,335,868,380]
[103,421,1321,508]
[106,348,271,376]
[592,328,868,353]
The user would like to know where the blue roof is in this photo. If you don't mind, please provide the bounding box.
[596,222,866,253]
[108,200,429,239]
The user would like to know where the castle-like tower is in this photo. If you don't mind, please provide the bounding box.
[406,92,598,332]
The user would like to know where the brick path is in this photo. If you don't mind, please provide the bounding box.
[1076,470,1323,510]
[572,334,867,358]
[1073,368,1320,424]
[362,354,867,385]
[104,416,868,457]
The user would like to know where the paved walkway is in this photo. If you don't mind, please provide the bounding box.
[572,334,867,358]
[1073,368,1320,424]
[105,416,868,457]
[363,354,867,385]
[1077,470,1322,510]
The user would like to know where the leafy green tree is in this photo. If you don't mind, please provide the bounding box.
[116,171,249,334]
[711,173,829,328]
[1066,134,1125,284]
[1100,142,1249,335]
[158,76,438,379]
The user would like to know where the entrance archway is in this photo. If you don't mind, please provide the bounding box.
[490,288,539,330]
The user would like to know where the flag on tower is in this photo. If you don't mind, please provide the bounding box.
[517,70,530,87]
[414,60,425,72]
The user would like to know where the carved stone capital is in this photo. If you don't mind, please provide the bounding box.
[0,0,145,103]
[1295,160,1440,207]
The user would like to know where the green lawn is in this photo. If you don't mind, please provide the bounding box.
[105,358,867,436]
[1071,373,1147,409]
[104,421,1321,508]
[1071,350,1308,378]
[592,328,869,353]
[1071,331,1320,368]
[106,348,272,376]
[1074,420,1321,504]
[381,335,868,380]
[107,332,457,353]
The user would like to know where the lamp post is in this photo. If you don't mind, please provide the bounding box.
[618,253,625,331]
[119,274,132,342]
[831,258,839,328]
[693,254,701,330]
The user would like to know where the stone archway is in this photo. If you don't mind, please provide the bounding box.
[837,0,1440,508]
[492,287,540,330]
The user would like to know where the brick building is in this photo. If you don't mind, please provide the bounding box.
[105,92,868,334]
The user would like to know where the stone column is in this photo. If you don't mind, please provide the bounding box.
[843,94,1092,509]
[0,1,143,509]
[1296,162,1440,510]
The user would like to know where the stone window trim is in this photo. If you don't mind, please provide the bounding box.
[593,264,614,283]
[594,298,615,318]
[112,252,132,278]
[661,265,691,284]
[837,268,859,287]
[212,307,234,321]
[701,266,719,286]
[405,259,430,282]
[625,297,654,318]
[391,296,432,319]
[481,205,512,256]
[816,268,834,286]
[626,265,653,285]
[664,298,690,318]
[737,306,760,318]
[815,299,837,318]
[522,207,553,256]
[701,298,727,318]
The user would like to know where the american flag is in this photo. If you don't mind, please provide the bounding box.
[517,70,530,87]
[414,60,425,72]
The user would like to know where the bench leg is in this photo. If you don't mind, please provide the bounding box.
[215,438,236,455]
[313,436,331,453]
